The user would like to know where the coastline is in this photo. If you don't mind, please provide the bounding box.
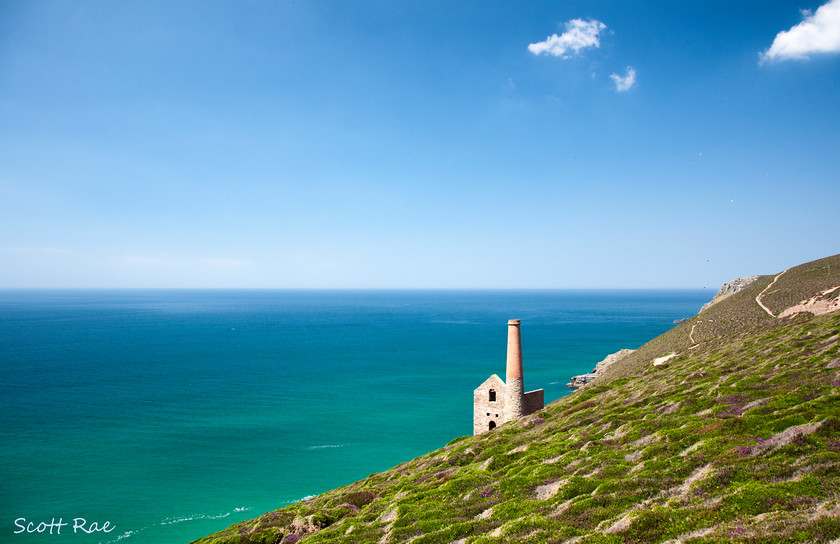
[0,289,709,544]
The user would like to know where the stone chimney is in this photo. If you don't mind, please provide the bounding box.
[505,319,525,419]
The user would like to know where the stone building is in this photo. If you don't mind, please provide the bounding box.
[473,319,544,435]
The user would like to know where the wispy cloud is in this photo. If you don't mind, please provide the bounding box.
[609,67,637,91]
[528,19,607,58]
[761,0,840,63]
[199,258,254,268]
[117,254,254,268]
[118,254,171,266]
[1,247,71,254]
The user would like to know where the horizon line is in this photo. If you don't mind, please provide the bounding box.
[0,286,711,291]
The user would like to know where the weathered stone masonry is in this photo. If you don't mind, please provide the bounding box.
[473,319,545,435]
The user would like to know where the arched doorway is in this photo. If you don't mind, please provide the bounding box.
[488,421,497,430]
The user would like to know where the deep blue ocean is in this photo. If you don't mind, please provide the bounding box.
[0,289,709,544]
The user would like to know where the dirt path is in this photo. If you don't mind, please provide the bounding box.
[755,269,788,318]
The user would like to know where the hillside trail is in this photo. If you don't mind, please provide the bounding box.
[755,269,788,318]
[689,322,700,345]
[690,269,788,347]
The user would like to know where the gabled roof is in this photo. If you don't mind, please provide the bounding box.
[474,373,505,392]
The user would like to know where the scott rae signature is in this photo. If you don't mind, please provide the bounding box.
[14,518,115,535]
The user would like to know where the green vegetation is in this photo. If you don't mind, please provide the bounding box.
[193,255,840,544]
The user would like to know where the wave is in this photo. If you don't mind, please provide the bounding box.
[306,444,346,450]
[103,507,253,543]
[161,512,231,526]
[106,528,144,543]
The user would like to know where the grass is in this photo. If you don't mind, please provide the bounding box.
[192,255,840,544]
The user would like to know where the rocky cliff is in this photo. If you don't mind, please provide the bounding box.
[566,348,635,388]
[567,274,762,389]
[699,275,759,312]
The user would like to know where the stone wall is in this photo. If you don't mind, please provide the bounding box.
[474,379,544,434]
[505,377,525,420]
[524,389,544,416]
[473,374,506,435]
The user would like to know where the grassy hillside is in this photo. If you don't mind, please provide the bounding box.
[193,255,840,544]
[596,253,840,385]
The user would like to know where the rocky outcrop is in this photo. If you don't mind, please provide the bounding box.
[778,285,840,318]
[700,276,759,312]
[567,348,635,388]
[566,372,598,388]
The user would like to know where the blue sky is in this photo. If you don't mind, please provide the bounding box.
[1,0,838,288]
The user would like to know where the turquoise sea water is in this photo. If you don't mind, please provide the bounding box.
[0,289,709,544]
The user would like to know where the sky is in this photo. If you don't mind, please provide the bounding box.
[1,0,839,289]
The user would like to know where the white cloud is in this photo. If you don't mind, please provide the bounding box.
[609,67,637,91]
[528,18,607,58]
[761,0,840,63]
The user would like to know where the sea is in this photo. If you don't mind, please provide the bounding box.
[0,289,709,544]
